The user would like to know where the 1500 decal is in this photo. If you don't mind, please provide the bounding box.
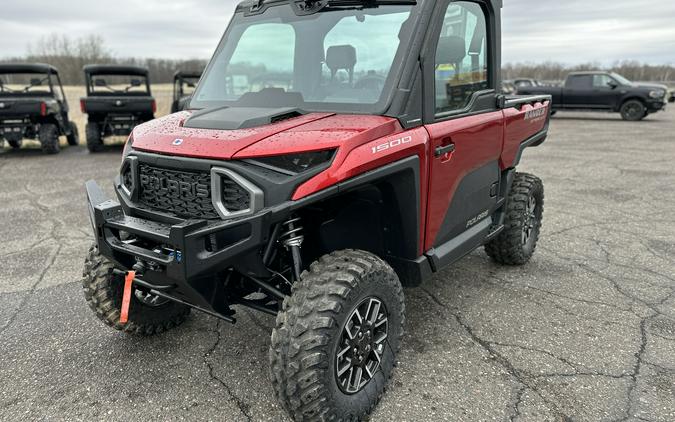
[371,136,413,154]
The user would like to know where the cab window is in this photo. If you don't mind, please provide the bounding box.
[593,74,614,88]
[434,1,488,114]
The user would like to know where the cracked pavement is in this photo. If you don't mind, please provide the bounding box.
[1,108,674,421]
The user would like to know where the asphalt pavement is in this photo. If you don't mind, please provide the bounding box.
[1,108,674,421]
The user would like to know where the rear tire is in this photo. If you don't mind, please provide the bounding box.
[82,244,191,336]
[86,122,103,153]
[66,121,79,146]
[485,173,544,266]
[270,250,404,422]
[620,100,646,121]
[39,123,60,154]
[5,134,23,149]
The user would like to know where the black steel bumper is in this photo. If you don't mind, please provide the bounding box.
[85,179,279,314]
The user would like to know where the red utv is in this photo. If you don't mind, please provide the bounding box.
[82,1,551,420]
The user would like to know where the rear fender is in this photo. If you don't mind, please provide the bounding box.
[500,99,550,169]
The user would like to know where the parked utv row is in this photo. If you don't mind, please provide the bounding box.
[1,63,202,154]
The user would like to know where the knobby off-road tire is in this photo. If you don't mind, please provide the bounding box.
[86,122,103,153]
[270,250,405,422]
[82,244,190,335]
[6,136,22,149]
[39,123,60,154]
[66,121,79,146]
[620,99,647,121]
[485,173,544,266]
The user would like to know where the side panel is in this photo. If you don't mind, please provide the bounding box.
[424,110,504,251]
[500,100,550,169]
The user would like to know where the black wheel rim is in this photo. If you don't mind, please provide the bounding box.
[522,195,537,245]
[336,297,388,394]
[625,103,643,119]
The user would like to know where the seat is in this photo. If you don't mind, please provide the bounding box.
[326,45,357,85]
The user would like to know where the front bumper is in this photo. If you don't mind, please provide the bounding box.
[646,99,667,112]
[85,180,277,313]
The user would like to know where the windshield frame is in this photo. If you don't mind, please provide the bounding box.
[189,1,423,114]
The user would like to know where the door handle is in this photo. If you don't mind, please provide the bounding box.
[435,143,455,157]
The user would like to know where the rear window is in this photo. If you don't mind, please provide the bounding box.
[88,74,150,96]
[0,73,53,96]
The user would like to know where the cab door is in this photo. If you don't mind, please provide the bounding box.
[423,0,504,269]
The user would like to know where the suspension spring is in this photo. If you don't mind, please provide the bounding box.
[281,217,304,248]
[281,217,304,282]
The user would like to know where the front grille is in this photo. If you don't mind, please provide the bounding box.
[221,178,251,212]
[138,165,220,220]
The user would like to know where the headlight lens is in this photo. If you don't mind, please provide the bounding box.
[649,90,665,99]
[251,150,336,175]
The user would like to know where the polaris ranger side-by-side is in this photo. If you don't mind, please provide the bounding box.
[82,1,551,420]
[171,70,202,113]
[81,65,156,152]
[0,64,79,154]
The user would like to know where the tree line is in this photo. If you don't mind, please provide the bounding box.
[503,61,674,84]
[1,34,206,85]
[2,34,673,85]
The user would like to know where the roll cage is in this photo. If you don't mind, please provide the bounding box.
[0,63,69,108]
[83,65,152,97]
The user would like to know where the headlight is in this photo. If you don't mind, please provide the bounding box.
[251,150,336,175]
[649,90,665,99]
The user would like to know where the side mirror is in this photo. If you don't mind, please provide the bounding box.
[94,79,107,87]
[130,79,142,87]
[187,82,196,88]
[607,81,618,89]
[30,78,43,86]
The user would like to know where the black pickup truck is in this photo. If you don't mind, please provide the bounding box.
[518,71,669,121]
[81,65,156,152]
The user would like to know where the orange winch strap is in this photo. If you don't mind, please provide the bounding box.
[120,271,135,324]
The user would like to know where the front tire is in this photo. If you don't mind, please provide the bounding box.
[66,121,79,146]
[270,250,404,422]
[86,122,103,153]
[82,245,191,335]
[485,173,544,266]
[39,123,60,154]
[620,100,647,121]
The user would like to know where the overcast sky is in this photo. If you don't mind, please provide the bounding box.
[1,0,674,65]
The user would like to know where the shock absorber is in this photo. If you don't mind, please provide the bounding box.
[281,217,304,282]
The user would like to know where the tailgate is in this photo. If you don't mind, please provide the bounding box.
[0,99,42,118]
[82,97,154,114]
[500,95,551,168]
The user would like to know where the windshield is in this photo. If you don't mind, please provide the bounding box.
[88,74,150,96]
[610,73,633,86]
[191,3,418,113]
[0,73,53,96]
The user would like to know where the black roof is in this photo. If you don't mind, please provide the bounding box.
[83,65,150,76]
[174,70,203,79]
[0,63,59,74]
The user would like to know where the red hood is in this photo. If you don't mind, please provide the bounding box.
[131,111,402,160]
